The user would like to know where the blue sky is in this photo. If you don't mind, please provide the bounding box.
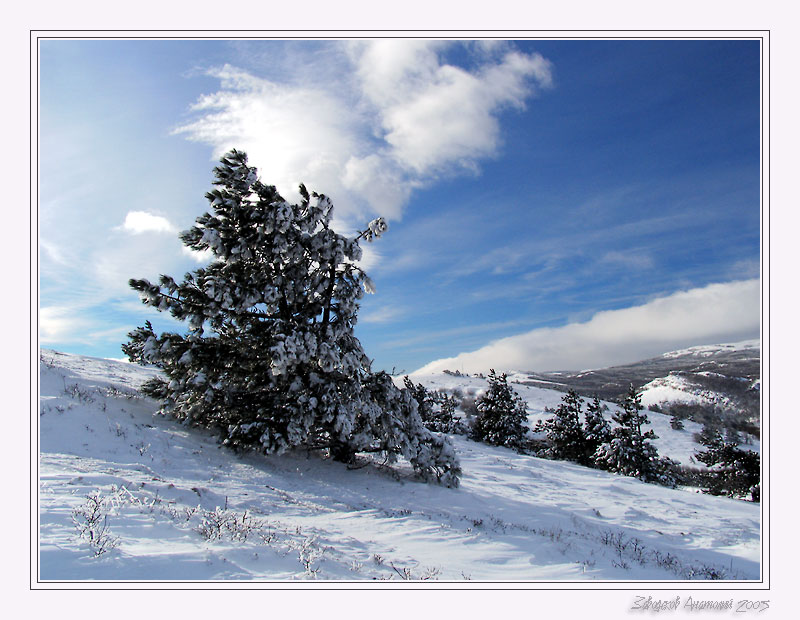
[39,38,761,373]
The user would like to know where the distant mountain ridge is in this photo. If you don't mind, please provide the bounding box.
[517,340,760,428]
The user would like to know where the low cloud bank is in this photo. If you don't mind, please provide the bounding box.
[413,279,760,374]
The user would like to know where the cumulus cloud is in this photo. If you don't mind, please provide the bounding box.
[121,211,175,234]
[173,42,553,226]
[413,279,760,374]
[175,64,363,215]
[351,41,552,174]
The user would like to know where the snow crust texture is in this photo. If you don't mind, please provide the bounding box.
[39,351,760,581]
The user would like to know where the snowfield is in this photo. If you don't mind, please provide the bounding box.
[660,340,760,359]
[38,350,761,582]
[638,374,716,409]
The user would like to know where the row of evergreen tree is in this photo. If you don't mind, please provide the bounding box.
[405,370,759,500]
[693,428,760,501]
[534,386,677,486]
[404,371,674,484]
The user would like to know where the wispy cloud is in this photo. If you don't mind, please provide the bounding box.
[40,295,187,347]
[40,239,70,265]
[359,305,407,325]
[173,42,553,228]
[413,279,760,374]
[598,250,655,270]
[384,318,541,351]
[40,306,93,344]
[447,210,697,281]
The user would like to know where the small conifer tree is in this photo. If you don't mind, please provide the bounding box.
[470,369,528,449]
[583,396,612,467]
[537,389,589,464]
[669,415,685,431]
[594,385,666,483]
[403,377,434,420]
[403,377,462,434]
[695,430,760,501]
[122,149,460,486]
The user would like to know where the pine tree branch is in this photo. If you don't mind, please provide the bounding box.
[321,262,337,329]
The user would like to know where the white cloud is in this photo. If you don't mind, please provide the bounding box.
[181,245,214,264]
[341,154,413,221]
[121,211,175,234]
[40,304,144,347]
[360,305,406,325]
[599,250,655,270]
[353,43,553,174]
[174,63,365,219]
[354,244,382,272]
[40,239,69,265]
[173,42,552,226]
[413,279,760,374]
[40,306,91,344]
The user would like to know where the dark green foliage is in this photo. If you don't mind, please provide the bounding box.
[435,392,460,432]
[695,430,760,501]
[122,149,460,487]
[583,396,612,464]
[471,369,528,449]
[535,390,589,464]
[594,385,672,485]
[403,377,433,420]
[665,401,760,441]
[403,377,462,434]
[694,422,723,447]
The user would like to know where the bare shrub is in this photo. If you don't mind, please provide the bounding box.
[71,492,120,557]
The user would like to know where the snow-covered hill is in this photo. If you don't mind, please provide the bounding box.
[638,373,749,411]
[505,340,760,437]
[38,350,761,581]
[518,340,759,396]
[660,340,760,359]
[401,370,759,467]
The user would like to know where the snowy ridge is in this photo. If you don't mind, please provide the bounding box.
[508,339,760,434]
[39,351,760,581]
[660,340,760,359]
[638,374,722,409]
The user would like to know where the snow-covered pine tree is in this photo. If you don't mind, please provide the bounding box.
[593,385,667,484]
[403,377,434,421]
[583,396,612,467]
[432,391,460,433]
[403,377,461,434]
[536,389,589,465]
[470,369,528,449]
[695,430,760,501]
[122,149,460,487]
[669,415,685,430]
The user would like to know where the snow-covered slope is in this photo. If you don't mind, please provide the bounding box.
[638,373,744,409]
[403,371,758,466]
[38,351,761,581]
[517,339,759,401]
[661,339,760,359]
